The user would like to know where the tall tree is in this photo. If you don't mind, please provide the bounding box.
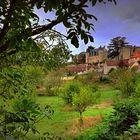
[107,36,129,59]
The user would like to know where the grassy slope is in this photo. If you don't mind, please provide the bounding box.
[28,85,119,139]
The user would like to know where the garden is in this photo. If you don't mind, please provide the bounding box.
[25,68,140,139]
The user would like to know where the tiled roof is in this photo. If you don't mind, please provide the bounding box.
[119,59,129,67]
[66,64,95,73]
[106,60,119,66]
[66,64,86,73]
[106,59,129,67]
[131,51,140,58]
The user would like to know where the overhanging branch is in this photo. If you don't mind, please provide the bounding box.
[31,19,62,36]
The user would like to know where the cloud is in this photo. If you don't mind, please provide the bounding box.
[88,0,140,47]
[116,0,140,22]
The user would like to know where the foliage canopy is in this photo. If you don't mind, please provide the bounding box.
[0,0,116,56]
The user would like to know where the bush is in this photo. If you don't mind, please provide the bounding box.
[109,68,137,97]
[75,71,99,85]
[99,76,110,84]
[76,98,140,140]
[61,80,81,105]
[110,98,140,133]
[134,73,140,97]
[118,123,140,140]
[74,72,99,96]
[97,98,140,139]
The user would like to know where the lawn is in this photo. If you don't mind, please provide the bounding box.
[27,85,119,139]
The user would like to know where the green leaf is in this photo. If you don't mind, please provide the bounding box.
[92,0,97,6]
[81,30,85,40]
[89,35,94,42]
[84,35,88,44]
[71,36,79,48]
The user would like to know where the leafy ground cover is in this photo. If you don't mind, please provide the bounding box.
[27,85,119,139]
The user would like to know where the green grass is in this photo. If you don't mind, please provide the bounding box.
[27,85,119,139]
[97,86,120,102]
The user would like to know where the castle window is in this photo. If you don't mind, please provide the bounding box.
[89,50,94,56]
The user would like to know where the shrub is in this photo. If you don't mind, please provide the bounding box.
[76,98,140,140]
[44,69,64,96]
[118,123,140,140]
[96,98,140,139]
[110,98,140,133]
[99,76,110,84]
[109,68,137,97]
[74,72,99,96]
[75,71,99,85]
[61,80,81,105]
[134,74,140,97]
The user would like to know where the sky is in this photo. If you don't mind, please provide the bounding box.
[35,0,140,54]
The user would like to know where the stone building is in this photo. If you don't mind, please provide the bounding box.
[86,46,107,64]
[85,45,140,74]
[103,47,140,74]
[113,46,140,60]
[103,59,129,74]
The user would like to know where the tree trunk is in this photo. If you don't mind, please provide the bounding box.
[79,112,83,126]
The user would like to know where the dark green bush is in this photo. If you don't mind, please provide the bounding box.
[97,98,140,139]
[76,98,140,140]
[117,123,140,140]
[99,76,110,84]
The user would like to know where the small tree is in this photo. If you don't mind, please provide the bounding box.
[61,80,81,105]
[72,87,96,124]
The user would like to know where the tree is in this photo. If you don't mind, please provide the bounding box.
[107,36,129,59]
[0,0,116,57]
[35,30,71,70]
[109,68,137,97]
[61,80,81,105]
[71,52,86,64]
[0,29,71,71]
[0,66,54,139]
[72,87,96,125]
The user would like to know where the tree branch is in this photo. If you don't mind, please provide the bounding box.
[31,19,62,36]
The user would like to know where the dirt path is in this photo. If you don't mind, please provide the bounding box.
[66,115,103,137]
[93,100,112,109]
[65,100,112,137]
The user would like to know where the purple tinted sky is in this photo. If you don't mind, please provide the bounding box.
[35,0,140,54]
